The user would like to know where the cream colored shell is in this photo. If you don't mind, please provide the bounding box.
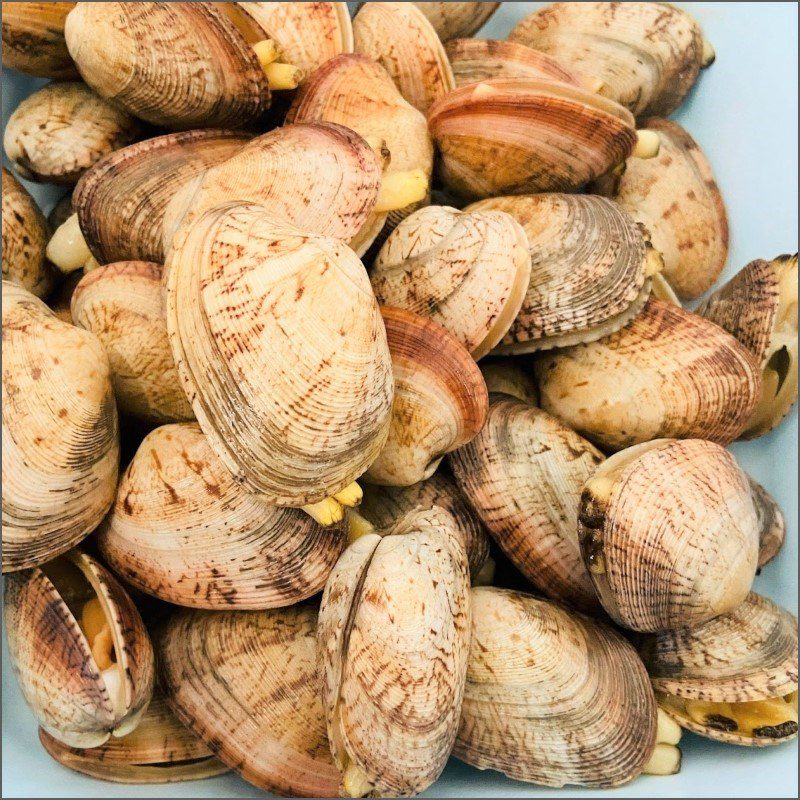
[411,2,499,41]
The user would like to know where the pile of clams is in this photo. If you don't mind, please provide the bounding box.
[2,2,796,796]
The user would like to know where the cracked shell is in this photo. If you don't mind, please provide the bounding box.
[411,2,499,41]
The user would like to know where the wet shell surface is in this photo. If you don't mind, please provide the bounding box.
[4,550,155,748]
[318,507,471,797]
[534,298,762,451]
[370,205,531,360]
[578,439,760,633]
[166,202,393,506]
[468,194,655,353]
[412,2,500,41]
[364,307,487,487]
[2,282,119,572]
[455,587,657,788]
[71,261,194,423]
[450,397,602,612]
[159,604,341,797]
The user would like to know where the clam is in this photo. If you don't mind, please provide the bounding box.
[450,397,601,612]
[698,254,798,437]
[4,82,142,186]
[467,194,660,353]
[479,358,539,404]
[364,307,487,486]
[751,478,786,569]
[71,261,193,423]
[370,205,531,359]
[641,592,798,746]
[354,2,455,113]
[455,587,658,787]
[318,507,471,796]
[2,168,56,298]
[47,192,74,231]
[509,2,713,118]
[534,298,762,450]
[578,438,760,633]
[98,423,347,609]
[412,2,500,41]
[2,282,119,573]
[159,604,341,797]
[4,550,155,748]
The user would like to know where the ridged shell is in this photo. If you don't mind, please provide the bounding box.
[4,550,155,748]
[159,604,341,797]
[455,587,657,788]
[534,298,762,451]
[468,194,654,353]
[427,78,637,200]
[319,507,471,796]
[99,423,347,609]
[165,202,393,505]
[2,282,119,572]
[412,2,499,41]
[64,2,270,129]
[370,205,531,359]
[365,307,487,486]
[578,439,760,633]
[71,261,193,423]
[450,397,601,612]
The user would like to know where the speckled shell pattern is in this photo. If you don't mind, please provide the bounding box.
[468,194,652,353]
[2,282,119,572]
[534,298,762,451]
[450,397,601,612]
[165,202,394,505]
[98,422,347,609]
[158,604,341,798]
[318,507,471,797]
[455,587,657,788]
[411,2,500,41]
[509,2,706,119]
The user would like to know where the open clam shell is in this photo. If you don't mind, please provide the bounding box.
[641,592,798,746]
[4,550,155,748]
[412,2,499,41]
[455,587,657,787]
[534,298,762,451]
[578,439,760,633]
[159,604,341,797]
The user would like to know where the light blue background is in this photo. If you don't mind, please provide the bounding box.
[2,3,797,797]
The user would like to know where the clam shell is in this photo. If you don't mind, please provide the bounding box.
[751,478,786,569]
[71,261,193,423]
[365,307,487,486]
[534,298,762,451]
[479,358,539,404]
[2,282,119,572]
[450,397,601,612]
[370,205,531,359]
[455,587,657,788]
[165,202,393,505]
[4,550,155,748]
[578,439,760,633]
[468,194,653,353]
[47,192,74,231]
[159,604,341,797]
[99,423,347,609]
[412,2,499,41]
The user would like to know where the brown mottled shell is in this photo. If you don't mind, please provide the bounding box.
[319,507,471,796]
[1,2,79,79]
[64,2,270,129]
[4,550,155,748]
[509,2,708,118]
[71,262,193,423]
[427,78,637,200]
[455,587,657,788]
[750,479,786,569]
[159,604,340,797]
[2,168,56,298]
[578,439,760,633]
[99,423,347,609]
[412,2,499,41]
[73,129,250,265]
[450,397,601,612]
[365,307,487,487]
[2,282,119,572]
[534,298,762,451]
[4,82,142,186]
[468,194,653,353]
[166,202,393,506]
[370,205,531,359]
[479,358,539,404]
